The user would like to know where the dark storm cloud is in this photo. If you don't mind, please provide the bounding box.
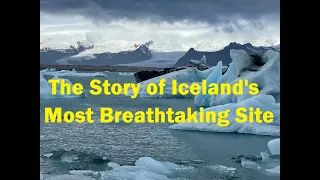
[40,0,279,24]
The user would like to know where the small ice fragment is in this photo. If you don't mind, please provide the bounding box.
[43,153,53,158]
[266,166,280,174]
[240,158,261,169]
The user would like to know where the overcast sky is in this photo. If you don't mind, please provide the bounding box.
[40,0,280,48]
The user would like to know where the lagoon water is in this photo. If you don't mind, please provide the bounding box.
[40,72,279,180]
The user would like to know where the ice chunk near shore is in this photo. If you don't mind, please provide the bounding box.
[40,69,107,77]
[194,61,222,107]
[264,139,280,174]
[40,75,54,99]
[40,75,87,99]
[135,157,172,175]
[170,94,280,136]
[268,138,280,155]
[44,174,95,180]
[127,66,227,98]
[102,157,185,180]
[240,158,261,169]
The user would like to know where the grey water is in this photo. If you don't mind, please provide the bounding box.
[40,72,279,180]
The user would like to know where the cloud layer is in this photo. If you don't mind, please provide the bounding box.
[40,0,279,25]
[40,0,280,50]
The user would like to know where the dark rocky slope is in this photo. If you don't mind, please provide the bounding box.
[173,42,279,67]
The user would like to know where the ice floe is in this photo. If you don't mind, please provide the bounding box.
[40,69,107,77]
[40,75,87,99]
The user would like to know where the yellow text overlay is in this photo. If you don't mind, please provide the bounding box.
[44,107,274,126]
[47,79,259,98]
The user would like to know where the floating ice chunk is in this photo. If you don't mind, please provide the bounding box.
[69,170,96,176]
[160,161,180,169]
[108,162,121,169]
[61,154,78,163]
[44,174,95,180]
[40,75,54,99]
[135,157,172,175]
[42,153,53,158]
[69,170,100,179]
[40,75,87,99]
[265,166,280,174]
[101,157,185,180]
[194,61,222,107]
[100,168,170,180]
[240,158,261,169]
[208,165,237,172]
[170,94,280,136]
[40,69,107,77]
[260,151,271,162]
[268,138,280,155]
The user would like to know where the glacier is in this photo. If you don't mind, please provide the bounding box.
[40,69,107,77]
[40,75,87,99]
[170,94,280,136]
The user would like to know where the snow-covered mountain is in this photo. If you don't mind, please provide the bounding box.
[40,37,279,67]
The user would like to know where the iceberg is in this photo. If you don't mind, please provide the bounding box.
[194,61,222,107]
[127,66,227,98]
[40,75,54,99]
[265,139,280,174]
[40,69,107,77]
[268,138,280,155]
[209,49,280,106]
[40,75,87,99]
[169,94,280,136]
[131,49,279,105]
[101,157,186,180]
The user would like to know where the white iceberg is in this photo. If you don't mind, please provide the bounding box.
[193,49,280,107]
[268,138,280,155]
[210,50,280,106]
[170,94,280,136]
[101,157,186,180]
[207,165,237,173]
[135,157,172,175]
[40,75,87,99]
[40,75,54,99]
[69,170,101,179]
[40,69,107,77]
